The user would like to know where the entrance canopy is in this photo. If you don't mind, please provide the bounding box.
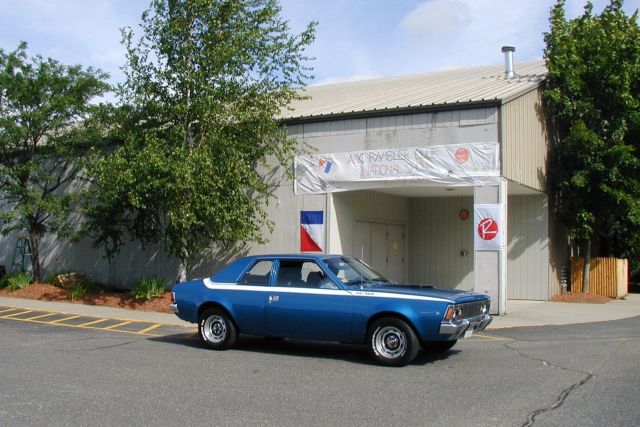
[294,142,500,194]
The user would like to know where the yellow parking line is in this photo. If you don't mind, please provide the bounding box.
[0,307,21,314]
[136,323,162,334]
[1,314,163,336]
[78,318,110,327]
[0,305,165,325]
[104,321,132,330]
[50,315,81,324]
[24,312,59,321]
[3,310,33,318]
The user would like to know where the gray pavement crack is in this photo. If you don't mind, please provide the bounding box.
[504,342,594,427]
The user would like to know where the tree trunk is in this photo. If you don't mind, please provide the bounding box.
[30,232,41,283]
[582,240,591,294]
[176,244,189,283]
[176,261,187,283]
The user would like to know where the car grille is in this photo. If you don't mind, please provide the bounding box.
[456,301,489,319]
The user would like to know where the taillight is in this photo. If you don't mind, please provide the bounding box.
[170,291,176,304]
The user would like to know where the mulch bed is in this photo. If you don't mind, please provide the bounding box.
[550,292,612,304]
[0,283,172,313]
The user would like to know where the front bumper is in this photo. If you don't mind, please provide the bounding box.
[439,314,492,340]
[169,303,179,314]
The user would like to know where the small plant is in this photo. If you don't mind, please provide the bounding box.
[45,269,71,285]
[6,271,31,292]
[131,277,168,300]
[67,279,104,301]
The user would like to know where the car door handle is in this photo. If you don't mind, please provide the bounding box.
[268,295,279,303]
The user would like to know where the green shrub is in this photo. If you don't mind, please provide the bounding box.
[6,271,31,292]
[131,277,168,300]
[67,279,104,301]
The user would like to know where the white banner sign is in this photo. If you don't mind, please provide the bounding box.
[294,143,500,194]
[474,204,505,251]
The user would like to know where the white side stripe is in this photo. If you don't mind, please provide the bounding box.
[202,278,452,303]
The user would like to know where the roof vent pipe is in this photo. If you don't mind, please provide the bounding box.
[501,45,516,78]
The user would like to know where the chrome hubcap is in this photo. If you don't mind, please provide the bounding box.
[203,315,227,343]
[374,326,406,359]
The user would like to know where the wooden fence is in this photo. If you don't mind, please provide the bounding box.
[570,257,628,298]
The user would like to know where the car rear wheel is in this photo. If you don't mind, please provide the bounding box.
[198,308,237,350]
[367,317,419,366]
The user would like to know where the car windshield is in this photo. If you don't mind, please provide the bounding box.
[322,257,391,285]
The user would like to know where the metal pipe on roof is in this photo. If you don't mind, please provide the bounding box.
[501,46,516,78]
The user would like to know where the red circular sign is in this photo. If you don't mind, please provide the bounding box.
[455,147,469,164]
[477,218,498,240]
[459,209,469,220]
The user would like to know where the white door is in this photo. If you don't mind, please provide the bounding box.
[353,220,371,261]
[387,224,405,282]
[352,220,405,282]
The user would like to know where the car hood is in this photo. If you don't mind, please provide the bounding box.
[346,282,489,303]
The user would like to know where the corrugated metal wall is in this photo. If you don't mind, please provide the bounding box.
[0,184,326,287]
[408,196,475,290]
[329,190,410,281]
[507,194,550,300]
[289,107,499,153]
[501,88,548,191]
[329,191,409,242]
[249,185,327,255]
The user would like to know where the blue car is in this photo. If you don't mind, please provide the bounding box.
[170,254,492,366]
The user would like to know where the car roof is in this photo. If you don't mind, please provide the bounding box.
[210,254,356,283]
[242,254,352,261]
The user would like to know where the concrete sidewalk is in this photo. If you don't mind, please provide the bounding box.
[2,293,640,330]
[489,293,640,329]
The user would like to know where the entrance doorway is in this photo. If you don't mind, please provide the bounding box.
[352,220,405,282]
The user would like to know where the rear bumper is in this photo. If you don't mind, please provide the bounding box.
[439,314,492,340]
[169,303,179,314]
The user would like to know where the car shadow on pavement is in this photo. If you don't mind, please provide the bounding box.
[149,333,458,366]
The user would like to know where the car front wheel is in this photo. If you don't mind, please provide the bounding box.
[198,308,237,350]
[367,317,419,366]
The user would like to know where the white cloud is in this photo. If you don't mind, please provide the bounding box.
[400,0,471,41]
[0,0,144,83]
[3,0,639,89]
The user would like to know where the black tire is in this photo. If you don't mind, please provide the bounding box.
[424,340,457,353]
[367,317,419,366]
[198,308,238,350]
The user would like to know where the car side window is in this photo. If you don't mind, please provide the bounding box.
[238,260,273,286]
[276,260,338,289]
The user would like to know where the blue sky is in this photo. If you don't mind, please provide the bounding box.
[1,0,639,88]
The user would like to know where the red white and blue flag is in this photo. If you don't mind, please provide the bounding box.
[300,211,324,252]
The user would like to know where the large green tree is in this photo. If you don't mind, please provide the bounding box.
[87,0,315,281]
[0,43,110,281]
[544,0,640,290]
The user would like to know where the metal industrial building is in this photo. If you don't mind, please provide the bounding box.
[256,54,566,315]
[0,53,566,314]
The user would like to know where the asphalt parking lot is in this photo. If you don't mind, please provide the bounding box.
[1,307,638,427]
